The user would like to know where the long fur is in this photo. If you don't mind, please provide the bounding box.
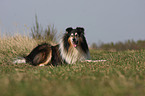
[59,31,90,64]
[13,27,91,66]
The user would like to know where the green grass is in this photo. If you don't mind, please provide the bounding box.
[0,36,145,96]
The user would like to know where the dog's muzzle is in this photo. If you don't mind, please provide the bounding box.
[72,38,78,47]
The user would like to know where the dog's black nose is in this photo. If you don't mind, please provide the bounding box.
[72,38,78,45]
[73,38,76,41]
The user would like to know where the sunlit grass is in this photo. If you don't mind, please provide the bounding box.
[0,35,144,96]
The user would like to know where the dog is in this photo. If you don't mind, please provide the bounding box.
[14,27,90,66]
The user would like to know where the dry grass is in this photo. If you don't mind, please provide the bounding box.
[0,35,38,65]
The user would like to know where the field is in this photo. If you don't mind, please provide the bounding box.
[0,35,145,96]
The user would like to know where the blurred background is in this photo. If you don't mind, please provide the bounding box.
[0,0,145,50]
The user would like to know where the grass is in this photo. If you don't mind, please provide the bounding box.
[0,35,145,96]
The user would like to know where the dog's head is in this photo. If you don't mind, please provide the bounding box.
[66,27,85,48]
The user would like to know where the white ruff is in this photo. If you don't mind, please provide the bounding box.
[59,39,90,64]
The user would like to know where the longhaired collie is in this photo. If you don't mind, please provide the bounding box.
[14,27,91,66]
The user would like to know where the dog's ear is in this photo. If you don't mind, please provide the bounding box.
[76,27,85,35]
[66,27,73,34]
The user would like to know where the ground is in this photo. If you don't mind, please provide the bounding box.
[0,36,145,96]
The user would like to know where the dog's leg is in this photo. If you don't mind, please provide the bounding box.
[37,50,52,66]
[81,60,106,62]
[39,64,45,66]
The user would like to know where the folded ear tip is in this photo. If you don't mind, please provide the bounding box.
[66,27,73,32]
[76,27,85,31]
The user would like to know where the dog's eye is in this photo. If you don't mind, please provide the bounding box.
[75,33,78,36]
[71,33,74,36]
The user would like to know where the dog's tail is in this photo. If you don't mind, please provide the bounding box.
[13,57,26,64]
